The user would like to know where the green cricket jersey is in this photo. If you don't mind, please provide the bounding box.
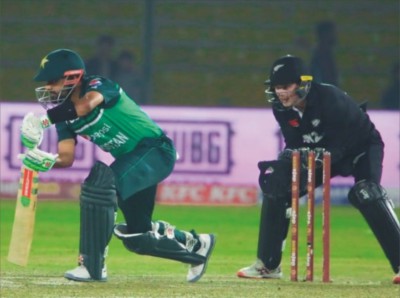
[55,76,163,158]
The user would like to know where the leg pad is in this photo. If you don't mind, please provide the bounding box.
[114,223,205,265]
[79,161,117,280]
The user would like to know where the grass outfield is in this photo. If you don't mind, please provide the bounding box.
[0,199,399,298]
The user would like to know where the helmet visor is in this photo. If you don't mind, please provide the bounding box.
[35,70,83,110]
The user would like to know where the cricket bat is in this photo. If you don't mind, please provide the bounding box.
[7,166,39,266]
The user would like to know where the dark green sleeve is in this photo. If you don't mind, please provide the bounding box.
[85,76,121,106]
[55,122,77,143]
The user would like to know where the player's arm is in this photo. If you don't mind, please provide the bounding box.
[72,91,104,116]
[19,138,76,172]
[53,138,76,168]
[45,90,104,124]
[21,91,104,149]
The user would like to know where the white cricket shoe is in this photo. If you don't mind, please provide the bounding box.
[237,259,282,279]
[187,233,216,282]
[64,264,107,282]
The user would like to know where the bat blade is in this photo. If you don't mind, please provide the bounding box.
[7,166,39,266]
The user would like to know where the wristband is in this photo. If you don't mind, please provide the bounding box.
[47,99,78,123]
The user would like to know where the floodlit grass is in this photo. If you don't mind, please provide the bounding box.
[1,200,399,297]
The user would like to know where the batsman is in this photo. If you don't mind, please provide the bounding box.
[236,55,400,284]
[19,49,216,282]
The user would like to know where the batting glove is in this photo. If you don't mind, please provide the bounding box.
[18,148,58,172]
[20,113,52,149]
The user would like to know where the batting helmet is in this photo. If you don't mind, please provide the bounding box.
[34,49,86,82]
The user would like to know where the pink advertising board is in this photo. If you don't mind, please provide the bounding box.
[0,103,398,206]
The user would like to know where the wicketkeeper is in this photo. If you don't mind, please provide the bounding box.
[236,55,400,284]
[19,48,216,282]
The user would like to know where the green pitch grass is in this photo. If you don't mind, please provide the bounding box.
[0,200,399,298]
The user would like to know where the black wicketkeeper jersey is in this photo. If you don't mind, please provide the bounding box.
[272,82,382,164]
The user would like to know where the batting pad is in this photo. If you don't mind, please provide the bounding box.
[114,223,206,265]
[79,161,117,280]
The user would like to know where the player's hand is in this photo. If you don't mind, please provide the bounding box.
[298,147,311,169]
[20,112,44,149]
[20,113,52,149]
[314,147,325,169]
[277,148,294,162]
[18,148,58,172]
[278,148,310,169]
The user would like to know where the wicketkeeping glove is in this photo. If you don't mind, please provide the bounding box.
[277,148,295,162]
[20,112,52,149]
[278,147,314,171]
[18,148,58,172]
[314,147,325,169]
[278,147,325,169]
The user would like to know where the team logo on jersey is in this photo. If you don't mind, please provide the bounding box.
[288,118,300,127]
[303,132,323,144]
[311,119,320,127]
[89,79,102,89]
